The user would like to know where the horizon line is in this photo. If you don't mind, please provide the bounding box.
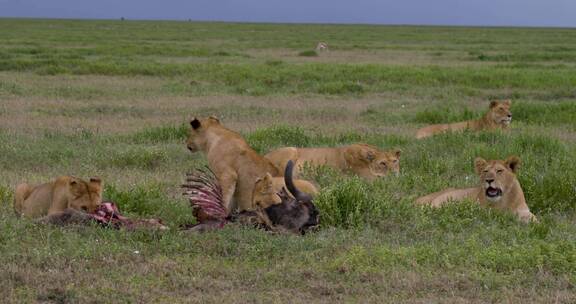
[0,16,575,30]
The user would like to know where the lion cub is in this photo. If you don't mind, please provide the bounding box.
[416,100,512,139]
[416,156,537,223]
[14,176,103,218]
[265,143,401,181]
[187,116,283,212]
[252,173,318,209]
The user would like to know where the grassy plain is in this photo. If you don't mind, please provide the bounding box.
[1,19,576,303]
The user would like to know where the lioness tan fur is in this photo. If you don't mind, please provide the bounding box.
[186,116,281,212]
[265,144,401,181]
[415,156,537,223]
[252,173,319,209]
[14,176,103,218]
[416,100,512,139]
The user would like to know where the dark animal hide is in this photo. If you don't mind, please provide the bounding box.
[182,161,319,234]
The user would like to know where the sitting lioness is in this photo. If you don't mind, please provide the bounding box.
[416,100,512,139]
[265,144,401,181]
[186,116,283,212]
[415,156,537,223]
[14,176,103,218]
[252,172,319,209]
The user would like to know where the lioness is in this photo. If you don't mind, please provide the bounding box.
[265,144,401,181]
[186,116,281,212]
[416,100,512,139]
[415,156,537,223]
[14,176,103,218]
[252,172,318,209]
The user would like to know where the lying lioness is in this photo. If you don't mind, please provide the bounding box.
[14,176,103,218]
[186,116,282,212]
[415,156,537,223]
[265,144,401,181]
[416,100,512,139]
[252,172,318,209]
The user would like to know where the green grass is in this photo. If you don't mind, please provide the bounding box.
[128,124,189,144]
[513,100,576,127]
[1,19,576,302]
[246,125,312,153]
[412,107,477,124]
[1,61,575,97]
[298,50,318,57]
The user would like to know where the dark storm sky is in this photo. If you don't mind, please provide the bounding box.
[1,0,575,27]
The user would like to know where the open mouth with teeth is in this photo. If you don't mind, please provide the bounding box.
[485,187,503,198]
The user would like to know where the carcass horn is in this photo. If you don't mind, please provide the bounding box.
[284,160,312,203]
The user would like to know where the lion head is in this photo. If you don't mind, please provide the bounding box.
[186,116,221,153]
[344,144,401,179]
[474,156,520,204]
[67,177,103,213]
[253,173,277,209]
[253,173,318,209]
[487,99,512,126]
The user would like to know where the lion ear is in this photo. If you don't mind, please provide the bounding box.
[505,156,521,173]
[190,118,201,130]
[502,99,511,106]
[264,172,273,182]
[474,157,488,175]
[262,174,274,192]
[69,179,83,197]
[393,149,401,159]
[255,173,273,188]
[364,150,376,162]
[208,116,220,123]
[489,100,499,108]
[89,177,103,193]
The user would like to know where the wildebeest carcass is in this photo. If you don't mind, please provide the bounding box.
[36,201,168,230]
[182,160,319,234]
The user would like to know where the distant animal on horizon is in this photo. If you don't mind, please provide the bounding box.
[416,100,512,139]
[415,156,537,223]
[316,42,328,52]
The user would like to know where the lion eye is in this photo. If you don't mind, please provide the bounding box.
[483,170,488,173]
[380,162,387,166]
[497,170,503,174]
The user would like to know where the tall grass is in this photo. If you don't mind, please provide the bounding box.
[0,185,11,206]
[104,183,192,226]
[513,101,576,127]
[315,177,379,228]
[413,107,477,124]
[245,125,312,153]
[1,59,575,96]
[129,124,189,144]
